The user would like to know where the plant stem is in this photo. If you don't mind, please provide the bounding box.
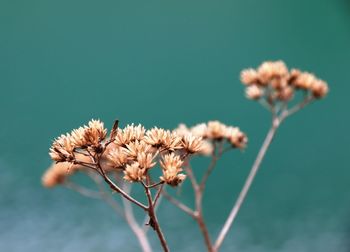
[122,184,152,252]
[213,117,280,251]
[143,184,170,252]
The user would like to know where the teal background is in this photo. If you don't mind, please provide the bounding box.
[1,0,349,251]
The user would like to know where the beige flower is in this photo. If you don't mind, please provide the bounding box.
[123,162,145,182]
[199,140,214,156]
[311,79,329,98]
[226,126,248,149]
[137,152,157,169]
[42,162,75,187]
[160,153,186,186]
[114,124,145,146]
[240,68,260,86]
[257,61,288,84]
[173,124,190,137]
[190,123,208,137]
[277,86,294,101]
[84,119,107,146]
[182,134,204,154]
[70,126,87,147]
[106,147,129,168]
[206,121,227,139]
[145,128,182,150]
[144,127,167,146]
[124,140,153,158]
[49,134,75,162]
[245,85,263,100]
[291,71,316,90]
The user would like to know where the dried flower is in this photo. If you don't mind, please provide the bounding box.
[291,71,316,90]
[226,126,248,149]
[42,162,75,187]
[124,140,153,158]
[145,128,182,150]
[144,127,167,147]
[137,152,157,169]
[160,153,186,186]
[84,119,107,146]
[206,121,227,139]
[70,127,87,147]
[311,79,329,98]
[49,134,75,162]
[240,68,260,86]
[114,124,145,146]
[277,86,294,101]
[182,134,204,154]
[191,123,208,137]
[257,61,288,84]
[245,85,263,100]
[107,147,129,168]
[123,162,145,182]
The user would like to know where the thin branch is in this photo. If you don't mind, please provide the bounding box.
[153,183,164,206]
[147,181,164,189]
[96,160,148,211]
[122,183,152,252]
[281,95,314,120]
[162,190,195,217]
[142,182,170,252]
[214,118,280,251]
[199,154,218,191]
[185,166,199,191]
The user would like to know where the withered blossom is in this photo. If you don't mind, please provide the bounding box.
[240,68,260,86]
[123,162,146,182]
[84,119,107,146]
[137,152,157,169]
[225,126,247,149]
[246,85,263,100]
[182,134,204,154]
[124,140,153,158]
[206,121,227,139]
[49,134,75,162]
[42,162,75,187]
[107,147,129,168]
[160,153,186,186]
[241,60,329,105]
[114,124,145,146]
[144,128,182,150]
[257,60,289,84]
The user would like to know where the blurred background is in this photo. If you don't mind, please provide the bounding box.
[1,0,349,251]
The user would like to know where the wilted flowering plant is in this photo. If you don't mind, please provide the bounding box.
[43,60,328,252]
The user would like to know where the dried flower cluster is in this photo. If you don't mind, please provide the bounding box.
[241,61,329,101]
[174,120,247,151]
[49,120,209,186]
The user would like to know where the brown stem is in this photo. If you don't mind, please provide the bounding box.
[143,183,170,252]
[162,190,195,217]
[96,161,148,211]
[122,183,152,252]
[213,117,280,251]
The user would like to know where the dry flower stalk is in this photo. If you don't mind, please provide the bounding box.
[43,60,328,252]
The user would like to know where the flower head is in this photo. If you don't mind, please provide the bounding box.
[123,162,145,182]
[106,147,129,168]
[206,121,227,139]
[114,124,145,146]
[84,119,107,146]
[182,134,204,154]
[245,85,263,100]
[226,126,248,149]
[49,134,75,162]
[160,153,186,186]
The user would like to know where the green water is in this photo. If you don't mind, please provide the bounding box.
[1,0,350,251]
